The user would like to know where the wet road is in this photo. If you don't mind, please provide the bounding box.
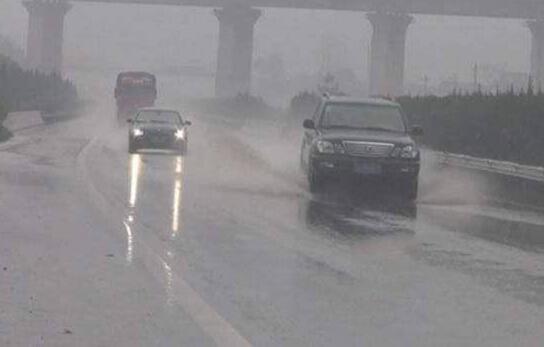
[2,111,544,346]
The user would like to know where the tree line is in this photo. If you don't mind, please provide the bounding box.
[0,55,78,114]
[398,89,544,166]
[0,54,79,141]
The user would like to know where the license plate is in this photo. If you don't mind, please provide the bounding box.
[150,136,167,144]
[354,162,382,175]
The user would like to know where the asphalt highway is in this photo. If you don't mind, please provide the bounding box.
[1,108,544,346]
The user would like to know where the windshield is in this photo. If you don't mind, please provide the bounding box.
[135,110,182,124]
[321,103,406,132]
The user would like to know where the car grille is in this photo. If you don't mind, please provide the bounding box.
[146,129,174,138]
[342,141,394,158]
[146,128,175,136]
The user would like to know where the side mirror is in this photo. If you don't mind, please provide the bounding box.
[185,121,192,126]
[126,119,133,124]
[303,119,315,129]
[411,125,424,136]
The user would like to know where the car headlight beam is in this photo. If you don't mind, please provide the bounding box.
[175,129,185,140]
[133,128,144,137]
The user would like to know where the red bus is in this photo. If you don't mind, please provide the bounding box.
[114,71,157,122]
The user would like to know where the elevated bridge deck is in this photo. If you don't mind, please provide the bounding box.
[70,0,544,19]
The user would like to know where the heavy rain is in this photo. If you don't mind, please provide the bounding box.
[1,1,544,346]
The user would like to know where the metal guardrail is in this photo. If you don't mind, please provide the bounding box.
[435,151,544,182]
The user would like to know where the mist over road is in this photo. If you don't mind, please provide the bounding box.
[2,106,544,346]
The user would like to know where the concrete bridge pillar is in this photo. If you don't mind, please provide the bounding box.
[367,12,413,97]
[528,20,544,90]
[214,5,261,98]
[23,0,71,74]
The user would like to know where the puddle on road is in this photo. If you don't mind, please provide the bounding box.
[302,197,416,243]
[421,205,544,253]
[410,242,544,306]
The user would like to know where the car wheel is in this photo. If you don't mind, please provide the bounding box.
[402,177,418,201]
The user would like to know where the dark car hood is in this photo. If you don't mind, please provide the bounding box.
[319,128,414,145]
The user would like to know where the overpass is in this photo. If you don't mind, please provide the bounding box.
[18,0,544,97]
[67,0,544,19]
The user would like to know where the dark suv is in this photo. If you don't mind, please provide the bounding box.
[300,96,423,200]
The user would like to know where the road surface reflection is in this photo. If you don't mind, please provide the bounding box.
[124,153,186,265]
[303,187,417,242]
[172,156,184,237]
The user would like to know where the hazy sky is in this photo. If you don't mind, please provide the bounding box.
[0,1,531,87]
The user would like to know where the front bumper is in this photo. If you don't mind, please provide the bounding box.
[311,154,420,179]
[132,135,185,150]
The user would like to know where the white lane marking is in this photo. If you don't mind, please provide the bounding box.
[129,154,142,208]
[122,220,134,264]
[77,138,252,347]
[153,253,251,347]
[172,177,182,236]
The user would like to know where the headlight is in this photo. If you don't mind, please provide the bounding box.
[315,140,345,154]
[175,129,185,140]
[393,145,419,159]
[132,128,144,137]
[315,140,335,154]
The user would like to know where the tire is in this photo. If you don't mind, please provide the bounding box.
[401,178,418,201]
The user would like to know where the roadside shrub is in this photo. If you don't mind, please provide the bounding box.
[398,90,544,166]
[0,55,78,113]
[0,101,6,125]
[0,101,12,142]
